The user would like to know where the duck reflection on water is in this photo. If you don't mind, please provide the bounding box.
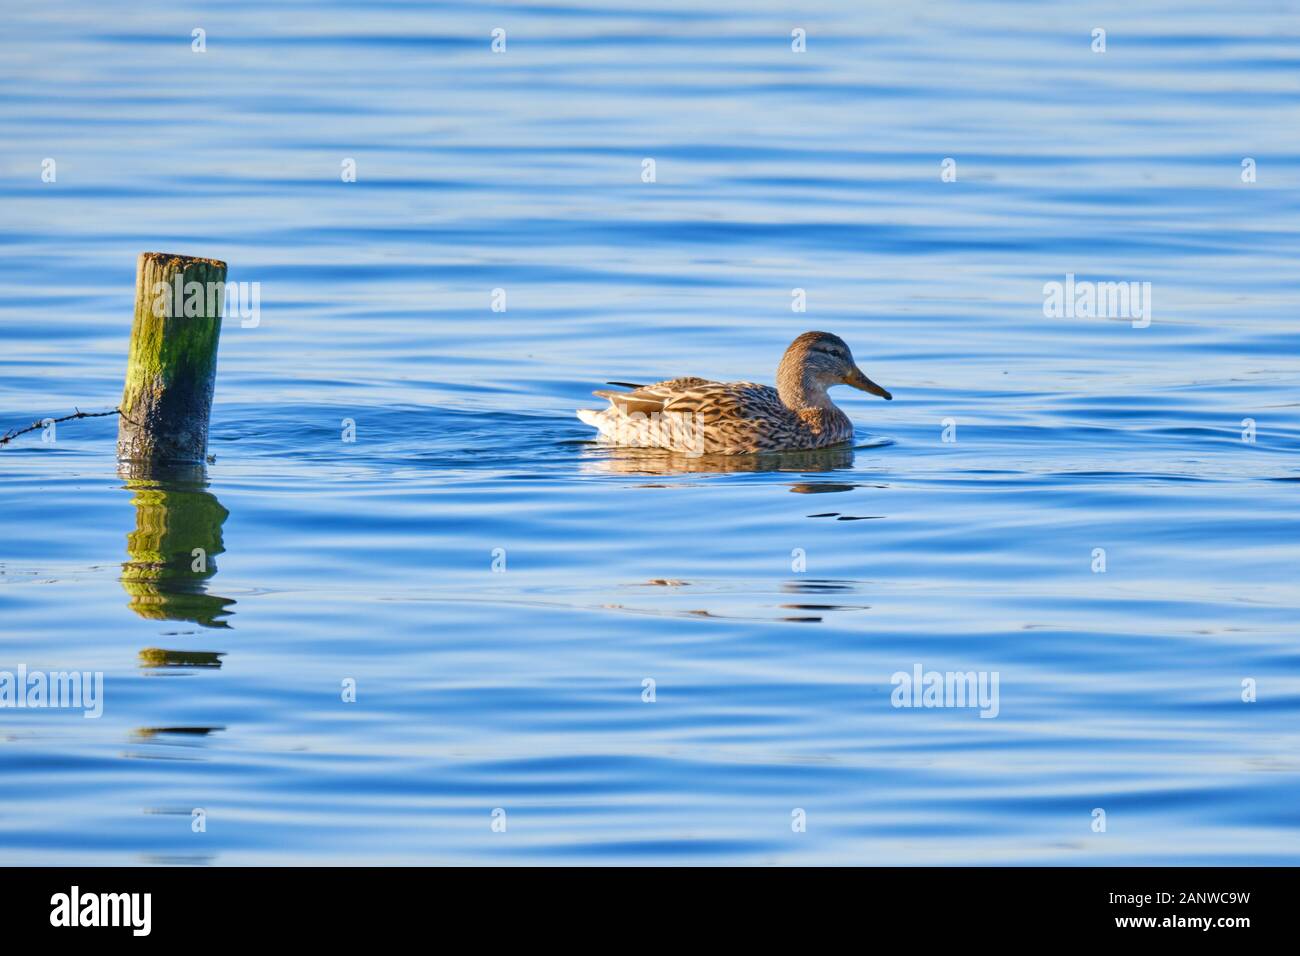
[580,442,858,480]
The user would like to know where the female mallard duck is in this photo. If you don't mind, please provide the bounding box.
[577,331,892,455]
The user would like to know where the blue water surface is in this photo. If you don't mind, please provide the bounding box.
[1,0,1298,864]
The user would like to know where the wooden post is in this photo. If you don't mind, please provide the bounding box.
[117,252,227,464]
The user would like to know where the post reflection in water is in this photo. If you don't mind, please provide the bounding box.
[119,461,234,630]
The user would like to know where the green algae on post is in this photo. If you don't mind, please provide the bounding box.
[117,252,227,463]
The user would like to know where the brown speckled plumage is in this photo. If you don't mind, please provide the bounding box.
[577,331,892,455]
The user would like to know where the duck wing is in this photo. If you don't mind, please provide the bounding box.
[595,379,784,423]
[593,377,714,417]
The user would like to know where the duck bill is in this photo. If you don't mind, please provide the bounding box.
[846,367,892,401]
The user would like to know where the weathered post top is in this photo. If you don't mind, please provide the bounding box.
[117,252,227,464]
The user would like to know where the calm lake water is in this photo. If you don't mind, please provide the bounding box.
[2,1,1298,865]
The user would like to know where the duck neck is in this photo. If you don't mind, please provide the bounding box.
[777,364,834,412]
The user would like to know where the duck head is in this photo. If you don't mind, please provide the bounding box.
[776,331,892,409]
